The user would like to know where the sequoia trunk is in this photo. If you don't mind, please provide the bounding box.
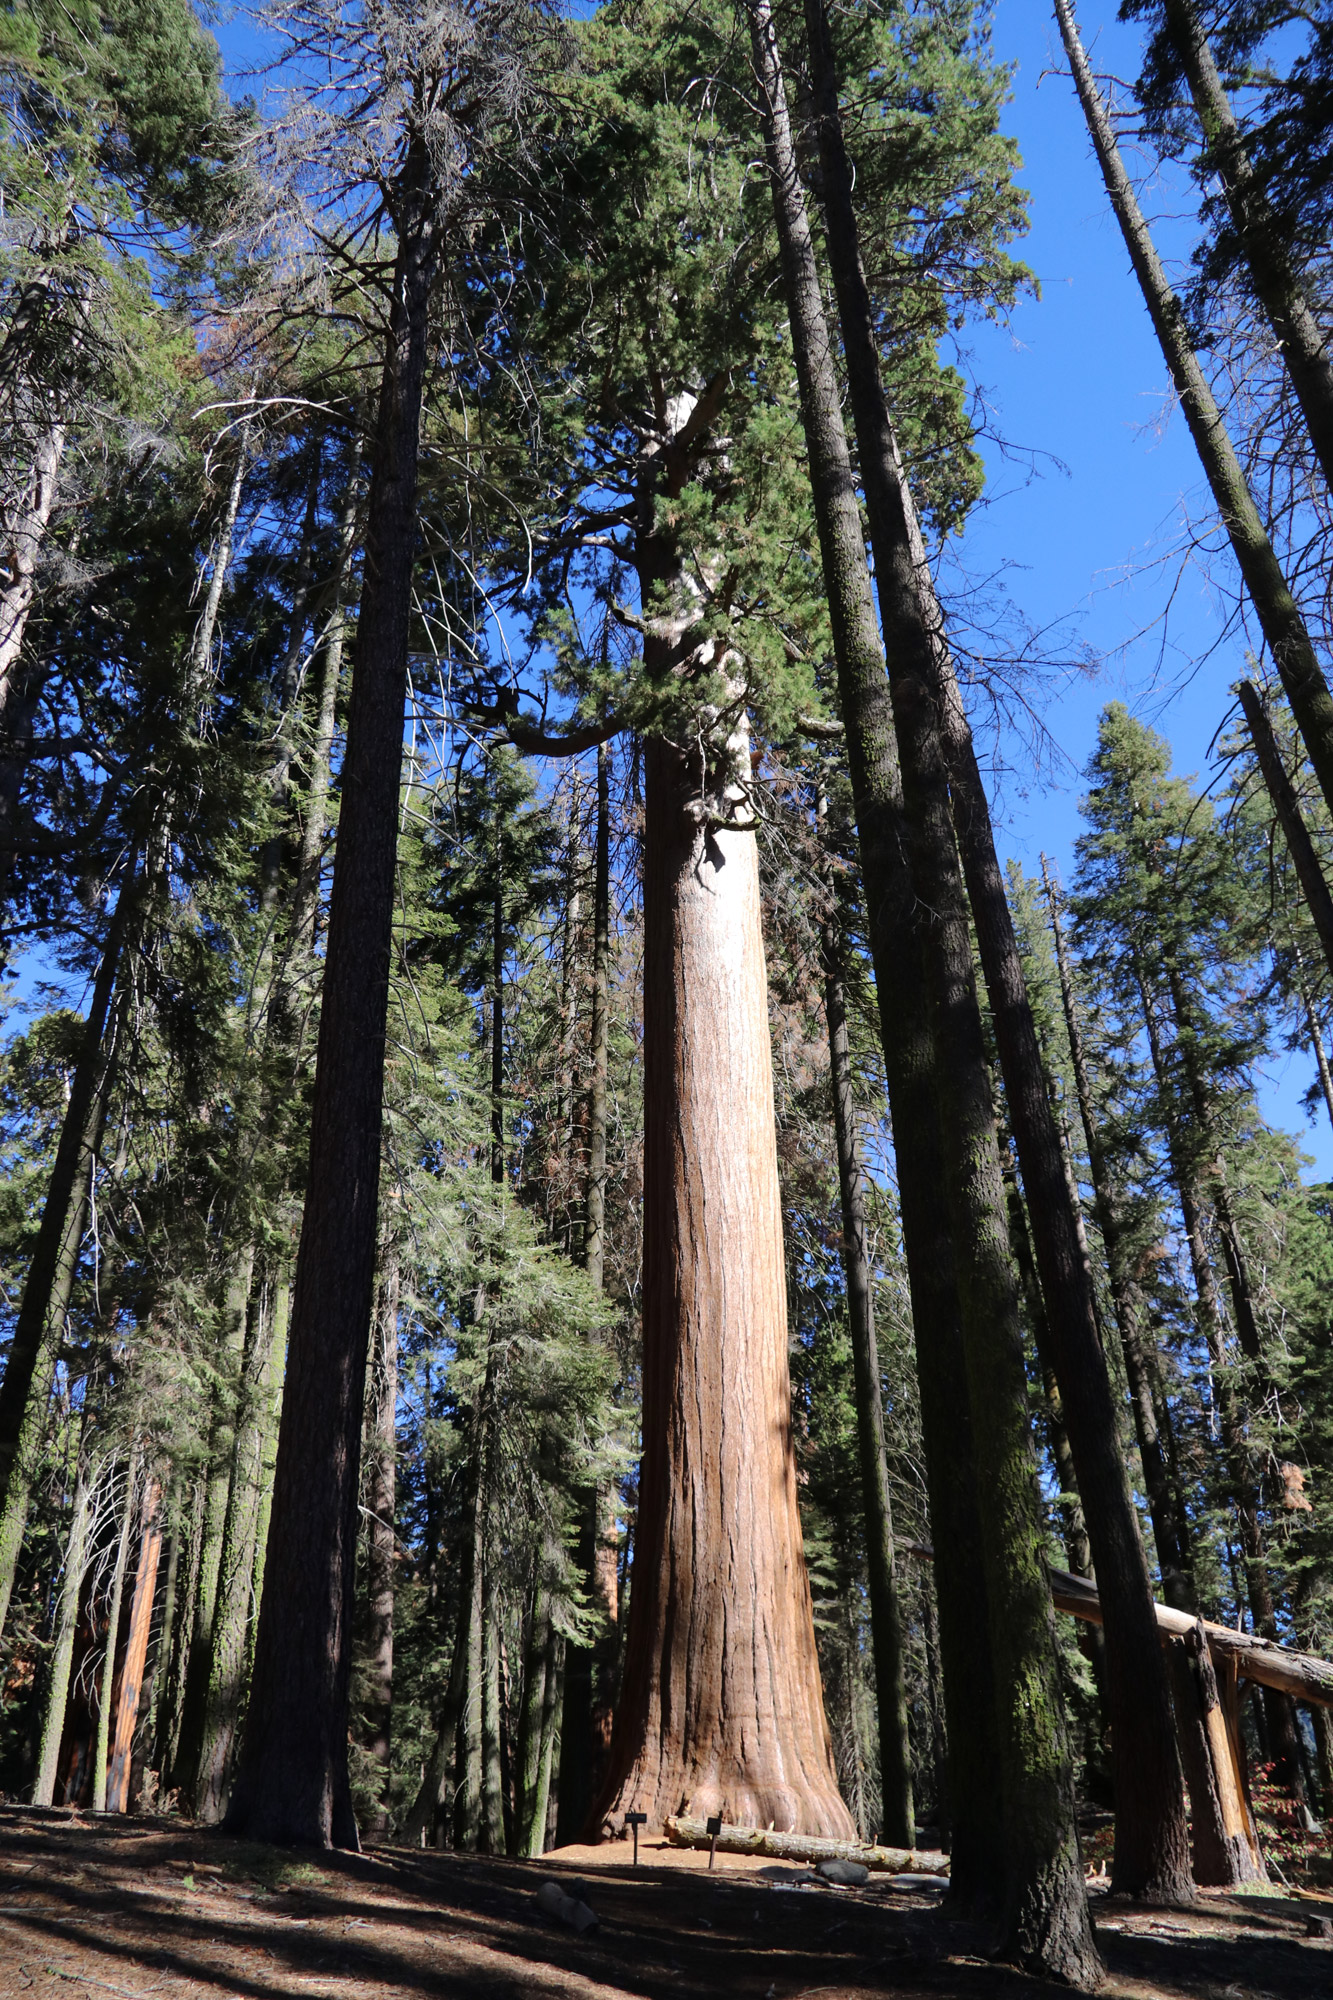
[595,736,851,1836]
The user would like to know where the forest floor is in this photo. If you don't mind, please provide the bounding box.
[0,1806,1331,2000]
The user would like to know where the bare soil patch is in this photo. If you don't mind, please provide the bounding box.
[0,1806,1329,2000]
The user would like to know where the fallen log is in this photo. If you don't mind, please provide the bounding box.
[1049,1566,1333,1709]
[662,1816,948,1875]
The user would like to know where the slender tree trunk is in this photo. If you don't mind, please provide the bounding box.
[292,465,361,963]
[148,1499,181,1780]
[106,1480,163,1813]
[0,415,65,705]
[515,1586,553,1856]
[755,0,1099,1964]
[456,1439,487,1850]
[1136,967,1311,1813]
[1041,861,1197,1613]
[361,1250,399,1834]
[188,431,249,699]
[480,1569,506,1853]
[802,0,1188,1906]
[0,878,133,1633]
[736,0,1005,1911]
[1054,0,1333,825]
[1004,1163,1092,1582]
[1236,680,1333,985]
[1298,966,1333,1131]
[1160,0,1333,494]
[33,1457,93,1806]
[595,733,851,1837]
[157,1481,202,1787]
[248,1273,289,1641]
[172,1244,255,1801]
[93,1468,136,1813]
[557,745,618,1842]
[224,146,438,1850]
[404,1534,471,1846]
[191,1274,282,1822]
[821,898,914,1846]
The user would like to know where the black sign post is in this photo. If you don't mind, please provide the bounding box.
[625,1811,647,1867]
[706,1815,723,1871]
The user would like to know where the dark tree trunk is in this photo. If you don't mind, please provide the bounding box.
[172,1246,255,1803]
[190,1274,283,1822]
[1054,0,1333,825]
[821,895,914,1847]
[1136,967,1312,1816]
[0,875,134,1633]
[1041,861,1197,1612]
[802,0,1189,1906]
[558,745,619,1843]
[33,1456,93,1806]
[1236,680,1333,985]
[1160,0,1333,495]
[738,0,1005,1912]
[223,147,438,1849]
[361,1251,399,1833]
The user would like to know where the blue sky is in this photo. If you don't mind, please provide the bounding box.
[953,0,1333,1176]
[202,0,1333,1175]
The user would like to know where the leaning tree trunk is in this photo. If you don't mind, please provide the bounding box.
[1041,861,1197,1613]
[1236,680,1333,986]
[223,145,438,1850]
[805,0,1188,1907]
[0,874,134,1635]
[821,895,913,1847]
[1137,965,1312,1814]
[32,1455,94,1806]
[1160,0,1333,496]
[727,0,1005,1911]
[594,732,851,1837]
[1054,0,1333,826]
[92,1466,137,1813]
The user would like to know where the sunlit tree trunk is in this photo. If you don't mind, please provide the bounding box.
[596,727,851,1836]
[106,1480,163,1813]
[92,1468,136,1813]
[33,1456,94,1806]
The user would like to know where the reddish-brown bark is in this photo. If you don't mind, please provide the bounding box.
[596,736,851,1837]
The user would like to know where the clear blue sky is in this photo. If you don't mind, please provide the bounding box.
[203,0,1333,1176]
[956,0,1333,1177]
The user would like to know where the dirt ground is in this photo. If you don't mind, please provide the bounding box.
[0,1807,1331,2000]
